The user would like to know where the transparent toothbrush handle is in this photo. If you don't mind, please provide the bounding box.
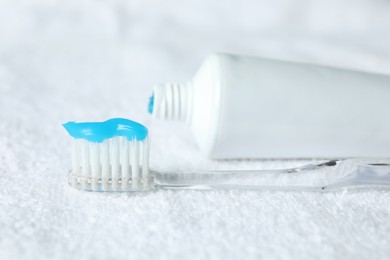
[323,163,390,191]
[154,159,390,191]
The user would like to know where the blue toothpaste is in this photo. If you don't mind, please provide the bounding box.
[148,94,154,114]
[63,118,148,142]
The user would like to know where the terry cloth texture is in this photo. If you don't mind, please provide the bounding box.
[1,0,390,259]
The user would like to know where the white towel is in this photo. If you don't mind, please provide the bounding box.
[0,0,390,259]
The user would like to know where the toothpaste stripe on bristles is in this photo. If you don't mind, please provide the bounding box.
[63,118,153,192]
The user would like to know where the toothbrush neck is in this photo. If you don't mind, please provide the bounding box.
[152,82,193,124]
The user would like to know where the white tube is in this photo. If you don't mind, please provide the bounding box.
[151,53,390,159]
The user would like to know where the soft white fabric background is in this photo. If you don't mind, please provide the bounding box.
[1,0,390,259]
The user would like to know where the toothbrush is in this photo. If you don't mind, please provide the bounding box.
[63,118,390,192]
[63,118,151,191]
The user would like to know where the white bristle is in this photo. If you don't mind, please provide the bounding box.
[90,142,100,190]
[71,139,80,187]
[101,139,110,191]
[131,140,140,189]
[110,137,120,190]
[69,136,153,192]
[142,137,150,187]
[81,140,90,189]
[120,137,129,189]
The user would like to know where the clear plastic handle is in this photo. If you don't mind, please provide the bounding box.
[154,158,390,191]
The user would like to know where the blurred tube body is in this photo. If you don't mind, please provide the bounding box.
[151,53,390,159]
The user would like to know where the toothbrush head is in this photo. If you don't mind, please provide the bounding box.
[63,118,154,192]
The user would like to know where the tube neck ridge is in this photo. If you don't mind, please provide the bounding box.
[151,82,193,123]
